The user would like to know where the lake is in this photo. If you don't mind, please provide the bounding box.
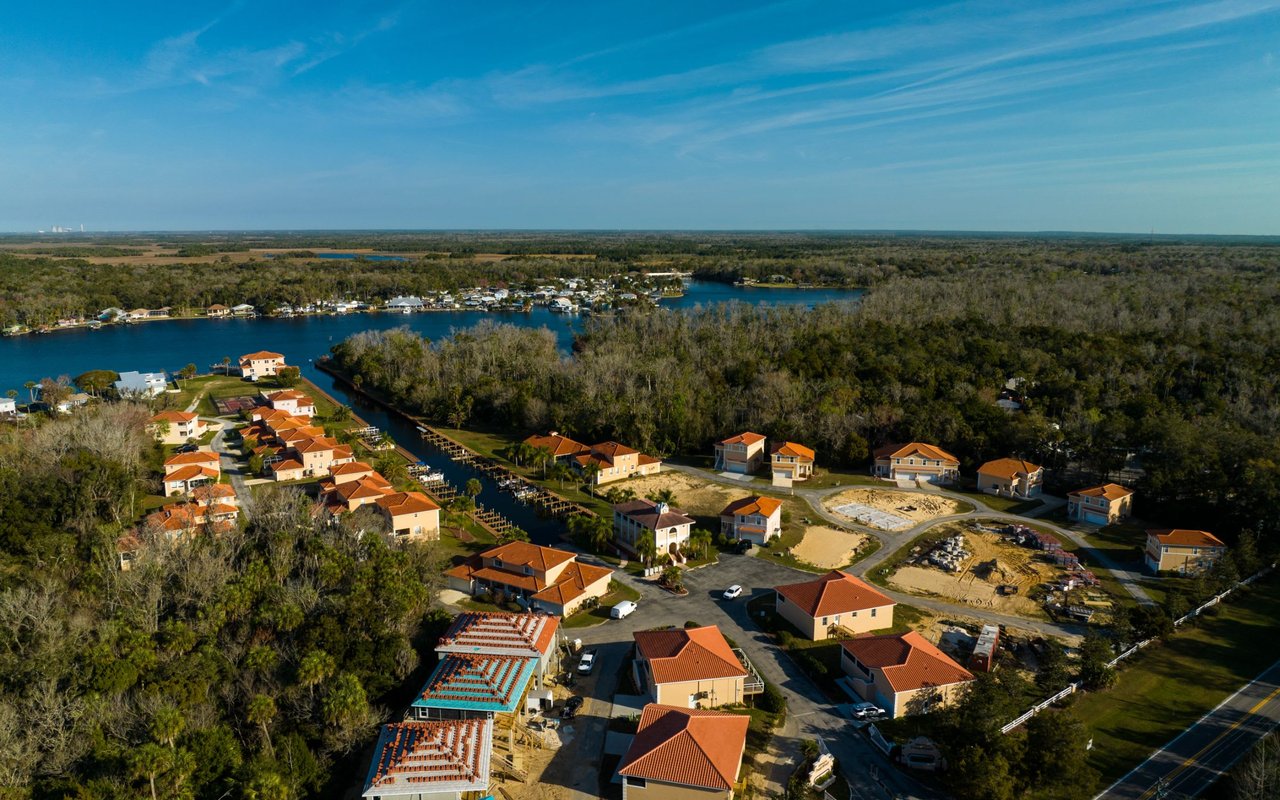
[0,280,859,544]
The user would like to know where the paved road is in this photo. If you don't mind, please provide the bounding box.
[210,422,255,516]
[1095,657,1280,799]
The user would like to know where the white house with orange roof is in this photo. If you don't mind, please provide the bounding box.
[1067,483,1134,525]
[361,718,493,800]
[444,541,613,617]
[617,704,750,800]
[574,440,661,485]
[322,473,394,512]
[238,350,286,380]
[613,499,696,560]
[774,570,896,640]
[325,461,377,485]
[719,496,783,545]
[1145,529,1227,575]
[262,389,316,417]
[770,440,815,484]
[374,491,441,540]
[872,442,960,484]
[976,458,1044,498]
[162,450,221,495]
[148,410,208,445]
[714,432,767,474]
[632,626,751,709]
[839,631,975,718]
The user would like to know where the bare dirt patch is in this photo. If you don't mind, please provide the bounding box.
[790,525,869,569]
[619,471,751,517]
[824,488,966,530]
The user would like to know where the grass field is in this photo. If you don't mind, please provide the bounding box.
[950,487,1045,515]
[563,581,642,628]
[1072,576,1280,781]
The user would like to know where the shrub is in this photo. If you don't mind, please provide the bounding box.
[759,683,787,714]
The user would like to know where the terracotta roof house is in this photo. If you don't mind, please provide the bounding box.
[374,491,441,540]
[719,496,783,545]
[206,304,230,318]
[573,441,662,485]
[263,389,316,417]
[328,461,377,485]
[1067,483,1134,525]
[632,626,751,708]
[976,458,1044,499]
[770,441,816,485]
[522,432,587,461]
[361,719,493,799]
[162,450,221,495]
[839,631,975,718]
[774,570,896,640]
[436,612,562,683]
[238,350,286,380]
[617,704,750,800]
[1145,529,1227,575]
[323,474,394,512]
[148,410,208,445]
[613,499,696,561]
[714,432,767,474]
[872,443,960,485]
[409,654,537,719]
[444,542,613,617]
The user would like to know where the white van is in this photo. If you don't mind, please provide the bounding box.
[610,600,638,619]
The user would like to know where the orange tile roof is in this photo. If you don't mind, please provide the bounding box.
[633,626,747,684]
[481,541,576,573]
[150,410,199,424]
[774,570,895,618]
[271,459,305,473]
[330,460,374,475]
[192,483,237,503]
[978,458,1042,479]
[437,612,561,657]
[531,561,612,606]
[363,719,491,795]
[617,704,749,791]
[720,495,783,519]
[523,432,586,458]
[376,491,441,516]
[590,440,638,459]
[719,432,765,446]
[874,442,959,463]
[294,436,340,454]
[164,450,220,467]
[771,441,815,460]
[1148,529,1226,548]
[240,350,284,362]
[469,566,544,593]
[165,465,219,483]
[840,631,974,693]
[327,474,393,504]
[1071,483,1133,501]
[266,389,310,402]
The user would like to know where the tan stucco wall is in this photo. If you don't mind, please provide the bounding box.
[776,595,894,641]
[653,676,746,708]
[623,777,733,800]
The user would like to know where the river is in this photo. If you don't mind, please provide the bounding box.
[0,280,859,544]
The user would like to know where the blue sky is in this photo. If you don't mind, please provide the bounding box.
[2,1,1278,233]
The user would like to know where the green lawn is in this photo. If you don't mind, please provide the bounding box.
[1072,577,1280,782]
[950,488,1044,515]
[563,581,642,628]
[1082,521,1148,565]
[799,468,883,490]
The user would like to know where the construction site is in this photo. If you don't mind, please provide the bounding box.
[823,488,968,531]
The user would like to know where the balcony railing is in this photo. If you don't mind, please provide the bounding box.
[734,648,764,695]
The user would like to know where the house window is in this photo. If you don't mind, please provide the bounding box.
[822,617,828,625]
[871,608,877,617]
[625,777,647,788]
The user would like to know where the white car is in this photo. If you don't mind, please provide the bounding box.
[722,585,744,600]
[577,650,597,674]
[610,600,638,619]
[849,702,886,720]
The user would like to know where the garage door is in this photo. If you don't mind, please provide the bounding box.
[1083,511,1109,525]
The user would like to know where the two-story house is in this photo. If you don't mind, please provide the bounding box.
[362,719,493,800]
[839,631,975,718]
[574,441,662,485]
[1066,483,1134,525]
[262,389,316,417]
[522,432,587,463]
[374,491,441,540]
[719,496,783,545]
[613,499,696,561]
[770,441,815,484]
[1144,529,1227,575]
[162,450,221,495]
[148,410,208,445]
[714,432,767,474]
[238,350,286,380]
[976,458,1044,498]
[632,626,749,708]
[774,570,896,640]
[872,443,960,484]
[617,705,749,800]
[444,541,613,617]
[435,612,562,685]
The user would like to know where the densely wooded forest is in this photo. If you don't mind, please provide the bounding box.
[0,405,451,798]
[330,250,1280,544]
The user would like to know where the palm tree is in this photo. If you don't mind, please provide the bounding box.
[548,462,573,490]
[532,445,554,477]
[298,649,336,699]
[689,528,713,560]
[636,530,657,566]
[150,706,185,750]
[221,356,231,375]
[130,743,169,800]
[647,488,678,507]
[246,694,277,757]
[23,381,35,404]
[581,462,601,496]
[465,478,482,499]
[588,514,613,552]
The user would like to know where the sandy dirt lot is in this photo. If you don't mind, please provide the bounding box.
[790,526,869,569]
[887,525,1062,619]
[620,472,752,517]
[824,488,967,529]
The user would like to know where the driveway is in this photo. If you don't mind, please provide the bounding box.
[210,423,255,517]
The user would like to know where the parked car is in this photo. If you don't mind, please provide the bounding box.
[611,600,638,619]
[722,585,744,600]
[577,650,597,674]
[176,443,199,454]
[849,702,886,720]
[562,696,584,719]
[735,539,754,553]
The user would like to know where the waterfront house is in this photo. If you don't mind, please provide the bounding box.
[1145,529,1227,575]
[714,432,767,474]
[632,626,750,708]
[770,441,815,484]
[435,611,562,685]
[322,473,395,512]
[54,392,92,414]
[373,491,441,540]
[162,450,221,495]
[115,370,169,398]
[774,570,896,640]
[613,499,695,561]
[1066,483,1134,525]
[976,458,1044,498]
[872,443,960,485]
[274,436,354,479]
[616,704,749,800]
[839,631,975,718]
[232,303,255,316]
[387,296,424,312]
[573,441,662,485]
[362,719,493,800]
[325,460,377,485]
[0,397,15,416]
[262,389,316,417]
[206,304,230,318]
[718,495,783,545]
[444,541,613,617]
[148,410,207,445]
[238,350,286,380]
[522,432,587,463]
